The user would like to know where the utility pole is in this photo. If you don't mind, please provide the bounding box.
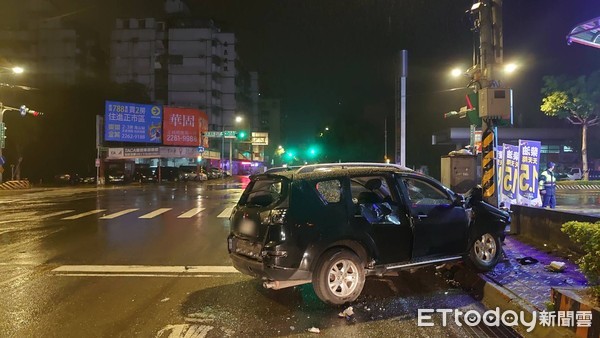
[473,0,503,206]
[396,50,407,166]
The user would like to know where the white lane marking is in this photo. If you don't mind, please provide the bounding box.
[39,210,75,219]
[52,265,239,274]
[99,208,139,220]
[177,207,206,219]
[54,274,219,278]
[0,271,34,287]
[217,207,233,218]
[156,324,213,338]
[139,208,172,219]
[62,209,106,220]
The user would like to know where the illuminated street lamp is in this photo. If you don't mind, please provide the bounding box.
[450,68,463,78]
[503,63,518,74]
[11,66,24,74]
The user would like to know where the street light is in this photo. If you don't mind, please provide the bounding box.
[221,115,244,174]
[503,63,518,74]
[450,68,463,78]
[11,67,24,74]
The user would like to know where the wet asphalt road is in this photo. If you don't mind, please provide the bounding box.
[0,178,520,337]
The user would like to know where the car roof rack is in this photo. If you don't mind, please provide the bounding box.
[296,162,411,174]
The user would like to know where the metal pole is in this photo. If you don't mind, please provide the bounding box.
[221,124,225,171]
[0,103,4,183]
[384,117,387,161]
[396,50,408,166]
[229,138,233,175]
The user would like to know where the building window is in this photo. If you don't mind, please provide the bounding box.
[123,20,130,29]
[541,145,560,154]
[224,49,228,55]
[224,42,228,47]
[139,19,146,28]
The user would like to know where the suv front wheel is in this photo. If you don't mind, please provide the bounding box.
[468,233,502,271]
[312,249,365,305]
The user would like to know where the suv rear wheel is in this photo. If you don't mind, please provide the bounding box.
[312,249,365,305]
[468,233,502,271]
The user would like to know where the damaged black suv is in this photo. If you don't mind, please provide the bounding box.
[227,163,510,305]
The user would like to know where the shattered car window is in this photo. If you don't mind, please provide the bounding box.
[315,179,341,204]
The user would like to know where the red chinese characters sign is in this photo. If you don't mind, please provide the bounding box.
[163,107,209,147]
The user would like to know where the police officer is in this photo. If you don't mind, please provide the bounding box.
[540,162,557,208]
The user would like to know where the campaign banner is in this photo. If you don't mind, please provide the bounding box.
[496,145,503,191]
[163,107,209,147]
[105,101,162,143]
[517,140,542,205]
[500,144,519,203]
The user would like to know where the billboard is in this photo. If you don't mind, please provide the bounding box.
[104,101,162,143]
[517,140,542,206]
[163,107,209,147]
[500,143,519,203]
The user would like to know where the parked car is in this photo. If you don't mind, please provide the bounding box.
[54,173,81,185]
[207,167,224,179]
[106,169,127,184]
[179,165,208,181]
[228,163,510,305]
[565,167,583,180]
[133,167,157,183]
[154,166,182,182]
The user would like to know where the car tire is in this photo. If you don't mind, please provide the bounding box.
[468,233,502,272]
[312,249,365,305]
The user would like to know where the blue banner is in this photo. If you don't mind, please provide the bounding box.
[104,101,162,143]
[500,144,520,201]
[517,140,541,202]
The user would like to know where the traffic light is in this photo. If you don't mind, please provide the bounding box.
[236,130,248,140]
[307,145,319,158]
[19,105,43,117]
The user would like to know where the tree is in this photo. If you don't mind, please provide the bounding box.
[541,73,600,180]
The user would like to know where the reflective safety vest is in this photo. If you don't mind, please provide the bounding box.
[539,170,556,190]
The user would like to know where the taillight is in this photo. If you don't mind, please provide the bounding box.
[260,208,288,225]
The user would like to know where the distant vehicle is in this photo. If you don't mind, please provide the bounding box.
[179,165,208,181]
[207,167,224,179]
[133,167,157,183]
[155,167,182,182]
[106,169,127,184]
[54,173,81,185]
[565,167,583,180]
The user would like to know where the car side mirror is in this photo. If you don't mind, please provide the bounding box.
[453,194,465,207]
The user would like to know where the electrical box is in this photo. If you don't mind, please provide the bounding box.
[441,155,477,194]
[478,88,513,121]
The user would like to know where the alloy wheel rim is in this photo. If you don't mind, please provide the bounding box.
[327,258,359,297]
[474,233,496,264]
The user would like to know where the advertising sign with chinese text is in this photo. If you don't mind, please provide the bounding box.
[163,107,208,147]
[500,143,520,204]
[517,140,542,206]
[104,101,162,143]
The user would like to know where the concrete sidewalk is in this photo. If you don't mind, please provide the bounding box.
[453,235,591,337]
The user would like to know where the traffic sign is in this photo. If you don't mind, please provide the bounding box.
[204,131,238,139]
[197,146,205,153]
[204,131,222,138]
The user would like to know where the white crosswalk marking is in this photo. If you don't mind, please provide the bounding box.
[139,208,172,219]
[178,207,206,218]
[40,210,75,219]
[62,209,106,220]
[217,207,233,218]
[99,209,139,220]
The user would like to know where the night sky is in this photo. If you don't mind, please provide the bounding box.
[3,0,600,177]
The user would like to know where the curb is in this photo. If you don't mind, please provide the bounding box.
[0,180,30,190]
[453,264,574,337]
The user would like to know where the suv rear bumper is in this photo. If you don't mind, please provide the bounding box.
[230,253,311,281]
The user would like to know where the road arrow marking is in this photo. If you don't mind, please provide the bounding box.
[99,208,139,219]
[178,207,206,218]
